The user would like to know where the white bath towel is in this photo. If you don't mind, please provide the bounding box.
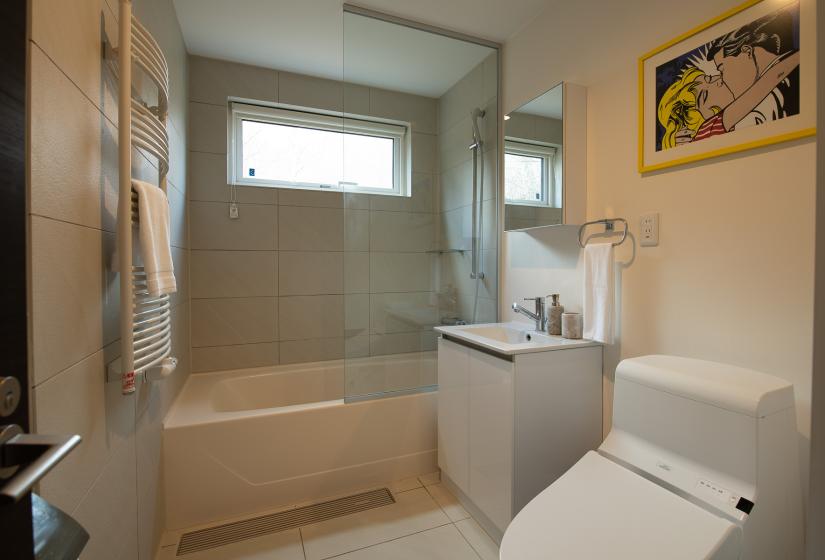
[583,242,614,344]
[132,179,176,296]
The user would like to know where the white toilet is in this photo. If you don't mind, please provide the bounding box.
[500,355,804,560]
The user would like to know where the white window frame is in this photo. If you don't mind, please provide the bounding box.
[504,138,557,207]
[228,101,411,197]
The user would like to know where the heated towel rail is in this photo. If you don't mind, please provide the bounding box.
[108,0,176,394]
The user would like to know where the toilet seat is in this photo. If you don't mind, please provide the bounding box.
[500,451,742,560]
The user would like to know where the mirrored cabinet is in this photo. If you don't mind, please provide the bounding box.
[503,82,586,230]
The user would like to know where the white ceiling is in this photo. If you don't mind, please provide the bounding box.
[516,83,563,119]
[172,0,551,97]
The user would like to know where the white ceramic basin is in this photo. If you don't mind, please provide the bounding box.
[434,322,600,355]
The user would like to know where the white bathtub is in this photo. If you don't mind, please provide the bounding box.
[163,353,437,529]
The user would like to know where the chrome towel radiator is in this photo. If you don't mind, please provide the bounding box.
[108,0,176,394]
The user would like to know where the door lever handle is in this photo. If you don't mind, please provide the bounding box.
[0,424,81,504]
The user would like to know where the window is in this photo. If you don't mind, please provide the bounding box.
[230,102,410,196]
[504,139,557,206]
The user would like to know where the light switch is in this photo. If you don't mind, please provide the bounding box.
[640,213,659,247]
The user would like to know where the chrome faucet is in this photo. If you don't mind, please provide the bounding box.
[512,297,547,332]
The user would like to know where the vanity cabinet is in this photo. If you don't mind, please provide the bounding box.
[437,336,602,539]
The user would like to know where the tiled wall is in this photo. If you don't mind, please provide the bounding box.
[30,1,189,559]
[187,56,441,374]
[437,53,499,325]
[503,112,564,230]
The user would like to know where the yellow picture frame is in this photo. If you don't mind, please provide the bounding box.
[637,0,815,174]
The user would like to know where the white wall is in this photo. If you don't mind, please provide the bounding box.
[29,1,189,559]
[503,0,816,507]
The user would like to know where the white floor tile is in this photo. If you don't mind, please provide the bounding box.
[456,518,500,560]
[389,476,423,493]
[418,471,441,486]
[332,524,481,560]
[155,529,304,560]
[300,487,451,560]
[425,483,470,522]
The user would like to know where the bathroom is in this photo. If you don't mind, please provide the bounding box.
[1,0,824,558]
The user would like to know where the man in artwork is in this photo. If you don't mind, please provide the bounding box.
[698,5,800,136]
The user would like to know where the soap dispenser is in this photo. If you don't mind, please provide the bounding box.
[547,294,564,335]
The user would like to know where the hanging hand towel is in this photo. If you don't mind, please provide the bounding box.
[583,242,614,344]
[132,179,176,296]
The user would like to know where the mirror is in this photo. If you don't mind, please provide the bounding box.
[504,83,564,231]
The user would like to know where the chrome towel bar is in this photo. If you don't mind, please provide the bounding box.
[577,218,628,248]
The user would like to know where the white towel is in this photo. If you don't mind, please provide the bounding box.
[583,242,614,344]
[132,179,176,296]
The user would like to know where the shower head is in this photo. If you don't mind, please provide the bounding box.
[469,108,486,150]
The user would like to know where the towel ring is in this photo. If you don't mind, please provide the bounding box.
[578,218,628,248]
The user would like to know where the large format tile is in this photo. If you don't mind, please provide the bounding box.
[370,211,434,253]
[369,88,437,134]
[279,338,345,365]
[190,201,277,250]
[192,342,279,373]
[331,524,479,560]
[189,101,228,154]
[30,216,104,385]
[29,46,118,232]
[370,292,438,334]
[191,250,277,298]
[189,151,277,204]
[300,487,451,560]
[279,71,345,112]
[191,297,277,347]
[456,518,500,560]
[278,206,344,251]
[370,253,433,293]
[344,252,370,294]
[279,252,343,295]
[425,483,470,522]
[189,55,277,106]
[278,295,344,340]
[35,350,134,513]
[412,132,437,174]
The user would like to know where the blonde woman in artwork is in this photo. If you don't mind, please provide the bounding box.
[657,49,800,148]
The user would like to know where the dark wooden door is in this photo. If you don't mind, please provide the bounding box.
[0,0,33,558]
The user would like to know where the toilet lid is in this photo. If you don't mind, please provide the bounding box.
[500,451,742,560]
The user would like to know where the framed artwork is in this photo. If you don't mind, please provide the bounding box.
[638,0,815,173]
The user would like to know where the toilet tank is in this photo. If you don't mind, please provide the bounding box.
[599,355,803,560]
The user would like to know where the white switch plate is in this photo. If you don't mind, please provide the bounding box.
[229,202,239,219]
[640,213,659,247]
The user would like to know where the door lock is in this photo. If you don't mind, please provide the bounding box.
[0,376,21,417]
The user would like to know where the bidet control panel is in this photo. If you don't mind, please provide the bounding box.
[696,478,754,518]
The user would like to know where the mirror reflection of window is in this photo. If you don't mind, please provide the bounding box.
[504,141,556,206]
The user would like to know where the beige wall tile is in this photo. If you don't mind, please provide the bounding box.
[344,83,371,115]
[370,292,438,334]
[440,205,472,252]
[277,188,343,208]
[370,211,434,253]
[168,182,189,249]
[369,88,437,134]
[482,52,499,106]
[412,132,437,173]
[438,118,473,173]
[189,151,277,204]
[278,295,344,340]
[31,0,118,123]
[344,252,369,294]
[345,335,371,359]
[191,250,277,298]
[191,297,277,347]
[189,55,277,105]
[370,253,434,293]
[279,251,343,295]
[279,338,345,364]
[189,101,227,154]
[192,342,279,373]
[370,331,437,357]
[278,206,343,251]
[441,160,473,212]
[169,246,189,308]
[278,72,344,112]
[30,216,104,385]
[30,47,118,231]
[345,209,370,251]
[35,349,134,513]
[190,201,276,250]
[438,62,483,133]
[345,294,370,336]
[370,173,434,214]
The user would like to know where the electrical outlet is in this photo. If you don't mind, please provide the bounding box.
[640,213,659,247]
[229,202,239,219]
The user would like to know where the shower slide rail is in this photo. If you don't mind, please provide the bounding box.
[108,0,176,395]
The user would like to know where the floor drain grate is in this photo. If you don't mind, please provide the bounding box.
[176,487,395,556]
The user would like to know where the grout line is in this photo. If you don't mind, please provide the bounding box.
[454,519,486,560]
[318,521,454,560]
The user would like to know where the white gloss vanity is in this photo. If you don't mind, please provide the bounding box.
[434,322,603,542]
